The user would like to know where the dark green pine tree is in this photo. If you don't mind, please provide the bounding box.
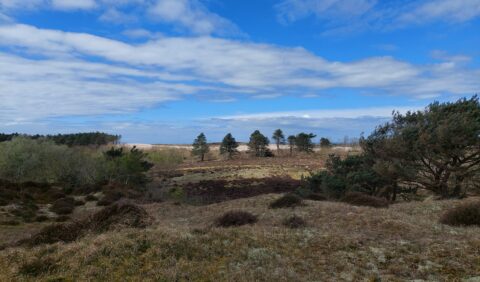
[220,133,239,159]
[192,133,209,161]
[248,130,271,157]
[272,129,285,152]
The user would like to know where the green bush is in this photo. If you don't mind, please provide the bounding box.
[102,146,153,187]
[0,137,101,186]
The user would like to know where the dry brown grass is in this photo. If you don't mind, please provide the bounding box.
[0,195,479,281]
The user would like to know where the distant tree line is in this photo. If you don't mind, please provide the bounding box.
[190,129,333,161]
[0,132,121,146]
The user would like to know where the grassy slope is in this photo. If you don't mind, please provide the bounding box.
[1,195,479,281]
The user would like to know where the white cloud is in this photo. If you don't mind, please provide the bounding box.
[398,0,480,24]
[0,23,478,124]
[149,0,241,35]
[51,0,97,10]
[276,0,480,32]
[276,0,377,24]
[0,0,241,36]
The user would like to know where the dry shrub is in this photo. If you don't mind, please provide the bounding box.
[215,210,257,227]
[18,257,57,277]
[282,215,306,229]
[306,193,327,201]
[97,191,123,206]
[22,201,151,246]
[341,192,389,208]
[440,201,480,227]
[50,197,76,215]
[269,194,303,209]
[85,194,98,201]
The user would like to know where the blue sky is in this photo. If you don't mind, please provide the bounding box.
[0,0,479,143]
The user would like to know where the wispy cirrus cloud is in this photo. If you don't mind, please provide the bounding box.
[276,0,480,33]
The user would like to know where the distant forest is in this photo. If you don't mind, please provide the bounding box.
[0,132,121,146]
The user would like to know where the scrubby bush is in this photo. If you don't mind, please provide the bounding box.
[282,215,306,228]
[440,202,480,226]
[102,146,153,186]
[97,191,123,206]
[0,137,102,186]
[215,211,257,227]
[269,194,303,209]
[342,192,389,208]
[23,202,151,246]
[50,197,76,215]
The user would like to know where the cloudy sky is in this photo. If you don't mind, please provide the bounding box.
[0,0,479,143]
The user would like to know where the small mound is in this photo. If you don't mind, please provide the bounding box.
[440,201,480,227]
[87,201,151,232]
[215,210,257,227]
[282,215,306,229]
[21,202,151,246]
[342,192,389,208]
[306,193,327,201]
[269,194,303,209]
[50,197,75,215]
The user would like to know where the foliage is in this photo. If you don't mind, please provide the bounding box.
[319,137,332,147]
[306,154,398,200]
[219,133,239,159]
[362,96,480,198]
[214,210,257,227]
[341,192,389,208]
[192,133,210,161]
[0,132,120,146]
[269,194,303,209]
[248,130,272,157]
[295,133,316,153]
[440,201,480,226]
[0,137,100,186]
[102,146,153,187]
[272,129,285,151]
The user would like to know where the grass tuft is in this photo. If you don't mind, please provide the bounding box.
[269,194,303,209]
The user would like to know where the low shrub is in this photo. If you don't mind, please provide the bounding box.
[306,193,327,201]
[10,202,39,222]
[85,194,98,201]
[97,191,123,206]
[269,194,303,209]
[50,197,76,215]
[18,257,57,277]
[22,202,151,246]
[34,215,49,222]
[282,215,306,229]
[74,200,85,206]
[215,211,257,227]
[440,201,480,227]
[342,192,389,208]
[0,220,20,226]
[55,215,70,222]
